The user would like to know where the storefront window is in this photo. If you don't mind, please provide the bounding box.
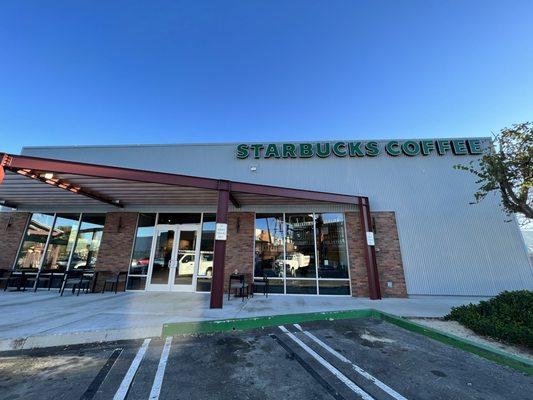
[315,213,349,279]
[285,214,316,278]
[253,212,350,296]
[14,213,54,270]
[14,212,106,277]
[127,213,157,290]
[70,214,105,271]
[286,279,317,295]
[197,213,216,292]
[318,280,350,295]
[254,214,284,278]
[42,214,80,271]
[157,213,201,224]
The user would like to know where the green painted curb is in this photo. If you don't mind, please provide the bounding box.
[378,311,533,375]
[162,309,376,335]
[162,308,533,375]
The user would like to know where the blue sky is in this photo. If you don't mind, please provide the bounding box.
[1,0,532,154]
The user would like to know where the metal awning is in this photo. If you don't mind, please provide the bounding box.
[0,153,364,209]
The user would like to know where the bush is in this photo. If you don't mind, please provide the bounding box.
[444,290,533,348]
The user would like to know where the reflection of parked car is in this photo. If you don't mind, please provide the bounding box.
[275,252,311,277]
[137,258,150,267]
[57,256,87,270]
[178,251,213,277]
[135,252,214,277]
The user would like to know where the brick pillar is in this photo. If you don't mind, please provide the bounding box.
[94,212,138,290]
[223,212,254,297]
[346,211,369,297]
[373,212,407,297]
[346,211,407,298]
[0,212,30,269]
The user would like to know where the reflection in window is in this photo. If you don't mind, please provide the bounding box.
[126,276,147,290]
[253,212,351,295]
[42,214,80,271]
[316,213,349,279]
[157,213,201,224]
[197,214,215,292]
[15,213,54,270]
[318,280,350,295]
[127,213,156,290]
[254,214,284,278]
[286,279,317,295]
[285,214,316,278]
[70,214,105,271]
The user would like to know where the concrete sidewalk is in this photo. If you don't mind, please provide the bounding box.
[0,290,484,350]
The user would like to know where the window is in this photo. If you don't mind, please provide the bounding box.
[41,214,80,271]
[157,213,201,224]
[285,214,317,279]
[14,213,55,270]
[253,212,351,295]
[254,214,284,278]
[13,213,106,287]
[254,214,284,294]
[315,213,349,279]
[197,213,215,292]
[127,213,156,290]
[70,214,105,271]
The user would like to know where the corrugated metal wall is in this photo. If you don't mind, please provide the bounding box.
[21,140,533,296]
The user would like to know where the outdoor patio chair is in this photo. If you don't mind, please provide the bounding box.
[228,273,248,301]
[60,270,90,296]
[101,271,128,294]
[32,270,63,292]
[252,273,269,298]
[0,269,12,291]
[1,270,28,291]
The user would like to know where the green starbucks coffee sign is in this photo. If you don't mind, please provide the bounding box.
[236,139,484,159]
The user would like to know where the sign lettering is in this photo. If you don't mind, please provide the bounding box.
[236,139,484,159]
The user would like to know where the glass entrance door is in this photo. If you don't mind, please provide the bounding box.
[146,224,201,291]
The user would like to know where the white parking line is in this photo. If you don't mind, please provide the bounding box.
[113,338,151,400]
[278,326,374,400]
[293,324,408,400]
[149,336,173,400]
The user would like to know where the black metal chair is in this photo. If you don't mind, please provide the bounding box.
[60,270,90,296]
[32,269,63,292]
[1,270,27,291]
[228,273,248,301]
[102,271,128,294]
[0,269,13,291]
[252,273,269,298]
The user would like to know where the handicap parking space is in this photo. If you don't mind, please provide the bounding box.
[0,318,531,399]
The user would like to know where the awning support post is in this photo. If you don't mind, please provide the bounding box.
[359,197,382,300]
[210,181,230,308]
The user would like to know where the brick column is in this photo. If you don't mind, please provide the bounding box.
[373,212,407,297]
[0,212,30,269]
[223,212,255,297]
[346,211,407,298]
[94,212,138,290]
[346,211,369,297]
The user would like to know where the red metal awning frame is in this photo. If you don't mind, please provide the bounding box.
[0,152,382,305]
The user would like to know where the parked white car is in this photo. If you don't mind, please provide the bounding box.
[275,252,311,277]
[177,251,213,277]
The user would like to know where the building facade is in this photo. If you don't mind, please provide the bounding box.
[0,138,531,305]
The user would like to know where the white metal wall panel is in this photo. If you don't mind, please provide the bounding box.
[21,140,533,296]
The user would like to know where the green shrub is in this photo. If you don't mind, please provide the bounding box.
[444,290,533,348]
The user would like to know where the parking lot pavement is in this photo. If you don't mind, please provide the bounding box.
[0,318,531,400]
